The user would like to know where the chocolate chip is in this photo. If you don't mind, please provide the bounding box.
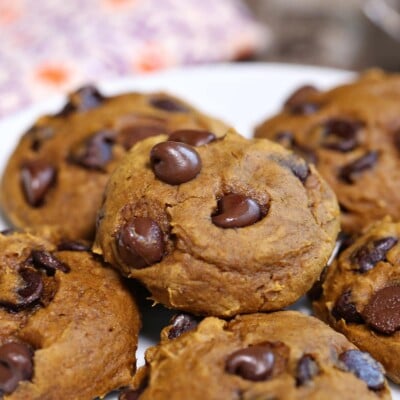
[27,126,54,152]
[286,155,310,182]
[21,160,56,207]
[362,285,400,334]
[351,237,397,273]
[332,290,363,323]
[168,129,216,146]
[117,217,164,269]
[284,85,320,116]
[212,194,263,229]
[57,85,104,116]
[339,350,385,390]
[0,342,33,394]
[150,141,201,185]
[31,250,70,275]
[69,130,115,170]
[339,151,378,184]
[57,240,91,252]
[321,119,361,152]
[119,388,142,400]
[296,355,319,386]
[226,342,288,382]
[168,314,198,339]
[307,266,328,301]
[393,129,400,151]
[150,97,188,112]
[17,268,44,307]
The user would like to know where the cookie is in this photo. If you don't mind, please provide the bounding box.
[254,70,400,233]
[93,130,339,316]
[0,85,229,239]
[0,229,140,399]
[120,311,390,400]
[313,217,400,384]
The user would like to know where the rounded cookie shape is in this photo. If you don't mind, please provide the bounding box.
[93,130,339,316]
[0,229,140,400]
[313,217,400,384]
[122,311,390,400]
[0,85,229,239]
[254,70,400,233]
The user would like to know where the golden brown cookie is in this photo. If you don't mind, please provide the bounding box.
[0,85,229,239]
[0,229,140,399]
[254,70,400,234]
[313,217,400,384]
[120,311,391,400]
[93,130,339,317]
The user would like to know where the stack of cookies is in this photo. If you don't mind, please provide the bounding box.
[0,71,397,400]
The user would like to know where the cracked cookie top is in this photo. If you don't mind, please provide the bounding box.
[0,85,229,239]
[122,311,390,400]
[254,70,400,234]
[0,229,140,400]
[93,130,339,317]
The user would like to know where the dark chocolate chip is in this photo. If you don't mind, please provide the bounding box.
[362,285,400,334]
[296,354,319,386]
[69,130,115,170]
[57,85,104,116]
[351,237,397,273]
[332,290,363,324]
[286,154,310,182]
[321,119,361,152]
[339,350,384,390]
[225,342,288,382]
[20,160,56,207]
[117,217,164,269]
[168,129,216,146]
[27,126,54,152]
[0,342,33,394]
[168,314,198,339]
[57,240,91,252]
[31,250,70,275]
[212,194,263,229]
[284,85,320,115]
[307,266,328,301]
[119,388,142,400]
[339,151,378,184]
[17,268,44,307]
[150,141,201,185]
[150,97,188,112]
[393,129,400,151]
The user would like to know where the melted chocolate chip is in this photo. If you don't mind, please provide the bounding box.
[321,119,361,152]
[284,85,320,116]
[339,350,384,390]
[17,268,44,307]
[168,129,216,146]
[296,355,319,386]
[362,285,400,334]
[150,141,201,185]
[339,151,378,184]
[31,250,70,275]
[332,290,363,324]
[69,130,115,170]
[351,237,397,273]
[21,160,56,207]
[57,85,104,116]
[225,342,288,382]
[57,240,91,252]
[117,217,164,269]
[150,97,188,112]
[168,314,198,339]
[0,342,33,394]
[212,194,263,229]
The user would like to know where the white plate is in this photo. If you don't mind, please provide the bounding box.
[0,63,398,399]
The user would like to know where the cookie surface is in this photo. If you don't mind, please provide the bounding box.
[314,217,400,384]
[254,70,400,233]
[0,86,228,239]
[94,130,339,316]
[0,229,140,399]
[122,311,390,400]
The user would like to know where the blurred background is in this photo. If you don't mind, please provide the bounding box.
[1,0,400,116]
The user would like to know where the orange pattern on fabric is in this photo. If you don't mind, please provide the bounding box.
[35,65,71,86]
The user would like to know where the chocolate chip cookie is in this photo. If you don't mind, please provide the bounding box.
[0,85,229,239]
[254,70,400,233]
[93,130,340,316]
[121,311,390,400]
[313,217,400,384]
[0,229,140,399]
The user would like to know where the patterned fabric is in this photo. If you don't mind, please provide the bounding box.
[0,0,265,117]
